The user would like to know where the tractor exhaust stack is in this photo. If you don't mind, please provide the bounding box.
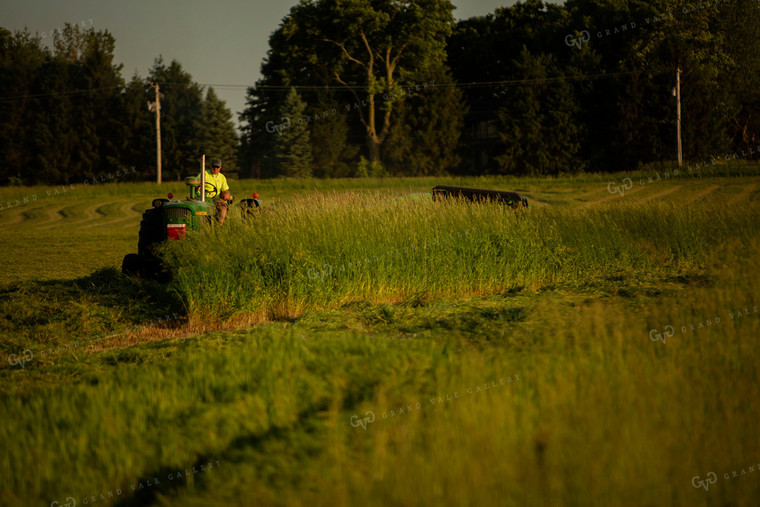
[200,153,206,202]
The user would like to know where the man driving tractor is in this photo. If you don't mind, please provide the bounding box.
[196,158,232,224]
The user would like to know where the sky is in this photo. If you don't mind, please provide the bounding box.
[1,0,558,127]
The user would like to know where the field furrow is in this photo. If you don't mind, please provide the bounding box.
[681,183,721,204]
[80,200,142,230]
[633,184,685,203]
[727,182,758,205]
[579,183,647,207]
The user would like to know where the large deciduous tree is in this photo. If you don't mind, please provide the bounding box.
[616,0,735,163]
[318,0,457,163]
[239,0,465,176]
[719,0,760,155]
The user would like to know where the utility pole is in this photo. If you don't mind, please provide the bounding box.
[676,66,682,167]
[149,83,162,184]
[154,83,162,184]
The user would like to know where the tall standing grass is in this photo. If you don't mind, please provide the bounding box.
[161,191,760,323]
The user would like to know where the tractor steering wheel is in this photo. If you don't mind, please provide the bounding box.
[194,182,218,199]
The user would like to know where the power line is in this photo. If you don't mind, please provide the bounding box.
[252,71,640,90]
[0,85,123,102]
[0,70,644,103]
[450,71,640,87]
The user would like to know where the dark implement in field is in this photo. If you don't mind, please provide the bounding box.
[431,185,529,208]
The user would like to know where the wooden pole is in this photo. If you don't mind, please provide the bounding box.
[155,83,162,184]
[201,154,206,202]
[676,67,682,167]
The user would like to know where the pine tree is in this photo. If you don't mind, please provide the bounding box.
[147,58,203,181]
[309,96,358,178]
[120,74,155,180]
[383,66,466,176]
[238,85,275,178]
[74,25,126,179]
[194,87,239,175]
[0,28,47,184]
[273,88,313,177]
[497,48,583,176]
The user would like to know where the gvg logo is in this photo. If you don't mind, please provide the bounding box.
[265,117,291,136]
[50,497,76,507]
[692,472,717,491]
[649,325,675,344]
[8,349,33,368]
[607,177,633,197]
[350,411,376,430]
[565,30,590,49]
[307,263,333,282]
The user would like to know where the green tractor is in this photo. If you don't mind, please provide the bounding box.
[121,160,260,280]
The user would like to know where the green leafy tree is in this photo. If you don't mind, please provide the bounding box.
[240,0,461,175]
[30,55,72,184]
[195,87,239,175]
[0,28,47,184]
[119,74,156,179]
[447,1,579,174]
[317,0,457,164]
[383,66,465,175]
[60,24,126,179]
[719,0,760,155]
[497,48,583,175]
[618,0,733,163]
[308,96,358,178]
[1,24,126,184]
[238,86,271,178]
[273,88,313,177]
[239,15,321,179]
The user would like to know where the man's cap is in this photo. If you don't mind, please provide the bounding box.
[211,158,222,168]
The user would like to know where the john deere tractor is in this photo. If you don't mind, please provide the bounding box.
[121,159,259,280]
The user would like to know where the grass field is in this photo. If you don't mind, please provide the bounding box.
[1,167,760,506]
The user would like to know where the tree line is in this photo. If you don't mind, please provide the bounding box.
[0,25,237,186]
[3,0,760,185]
[244,0,760,177]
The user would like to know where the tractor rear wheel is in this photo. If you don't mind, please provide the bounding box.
[138,208,163,257]
[121,253,143,277]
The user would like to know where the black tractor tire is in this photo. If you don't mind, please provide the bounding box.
[141,257,172,283]
[121,253,143,277]
[240,198,261,221]
[137,207,164,257]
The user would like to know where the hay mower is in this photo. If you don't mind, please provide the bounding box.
[430,185,529,208]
